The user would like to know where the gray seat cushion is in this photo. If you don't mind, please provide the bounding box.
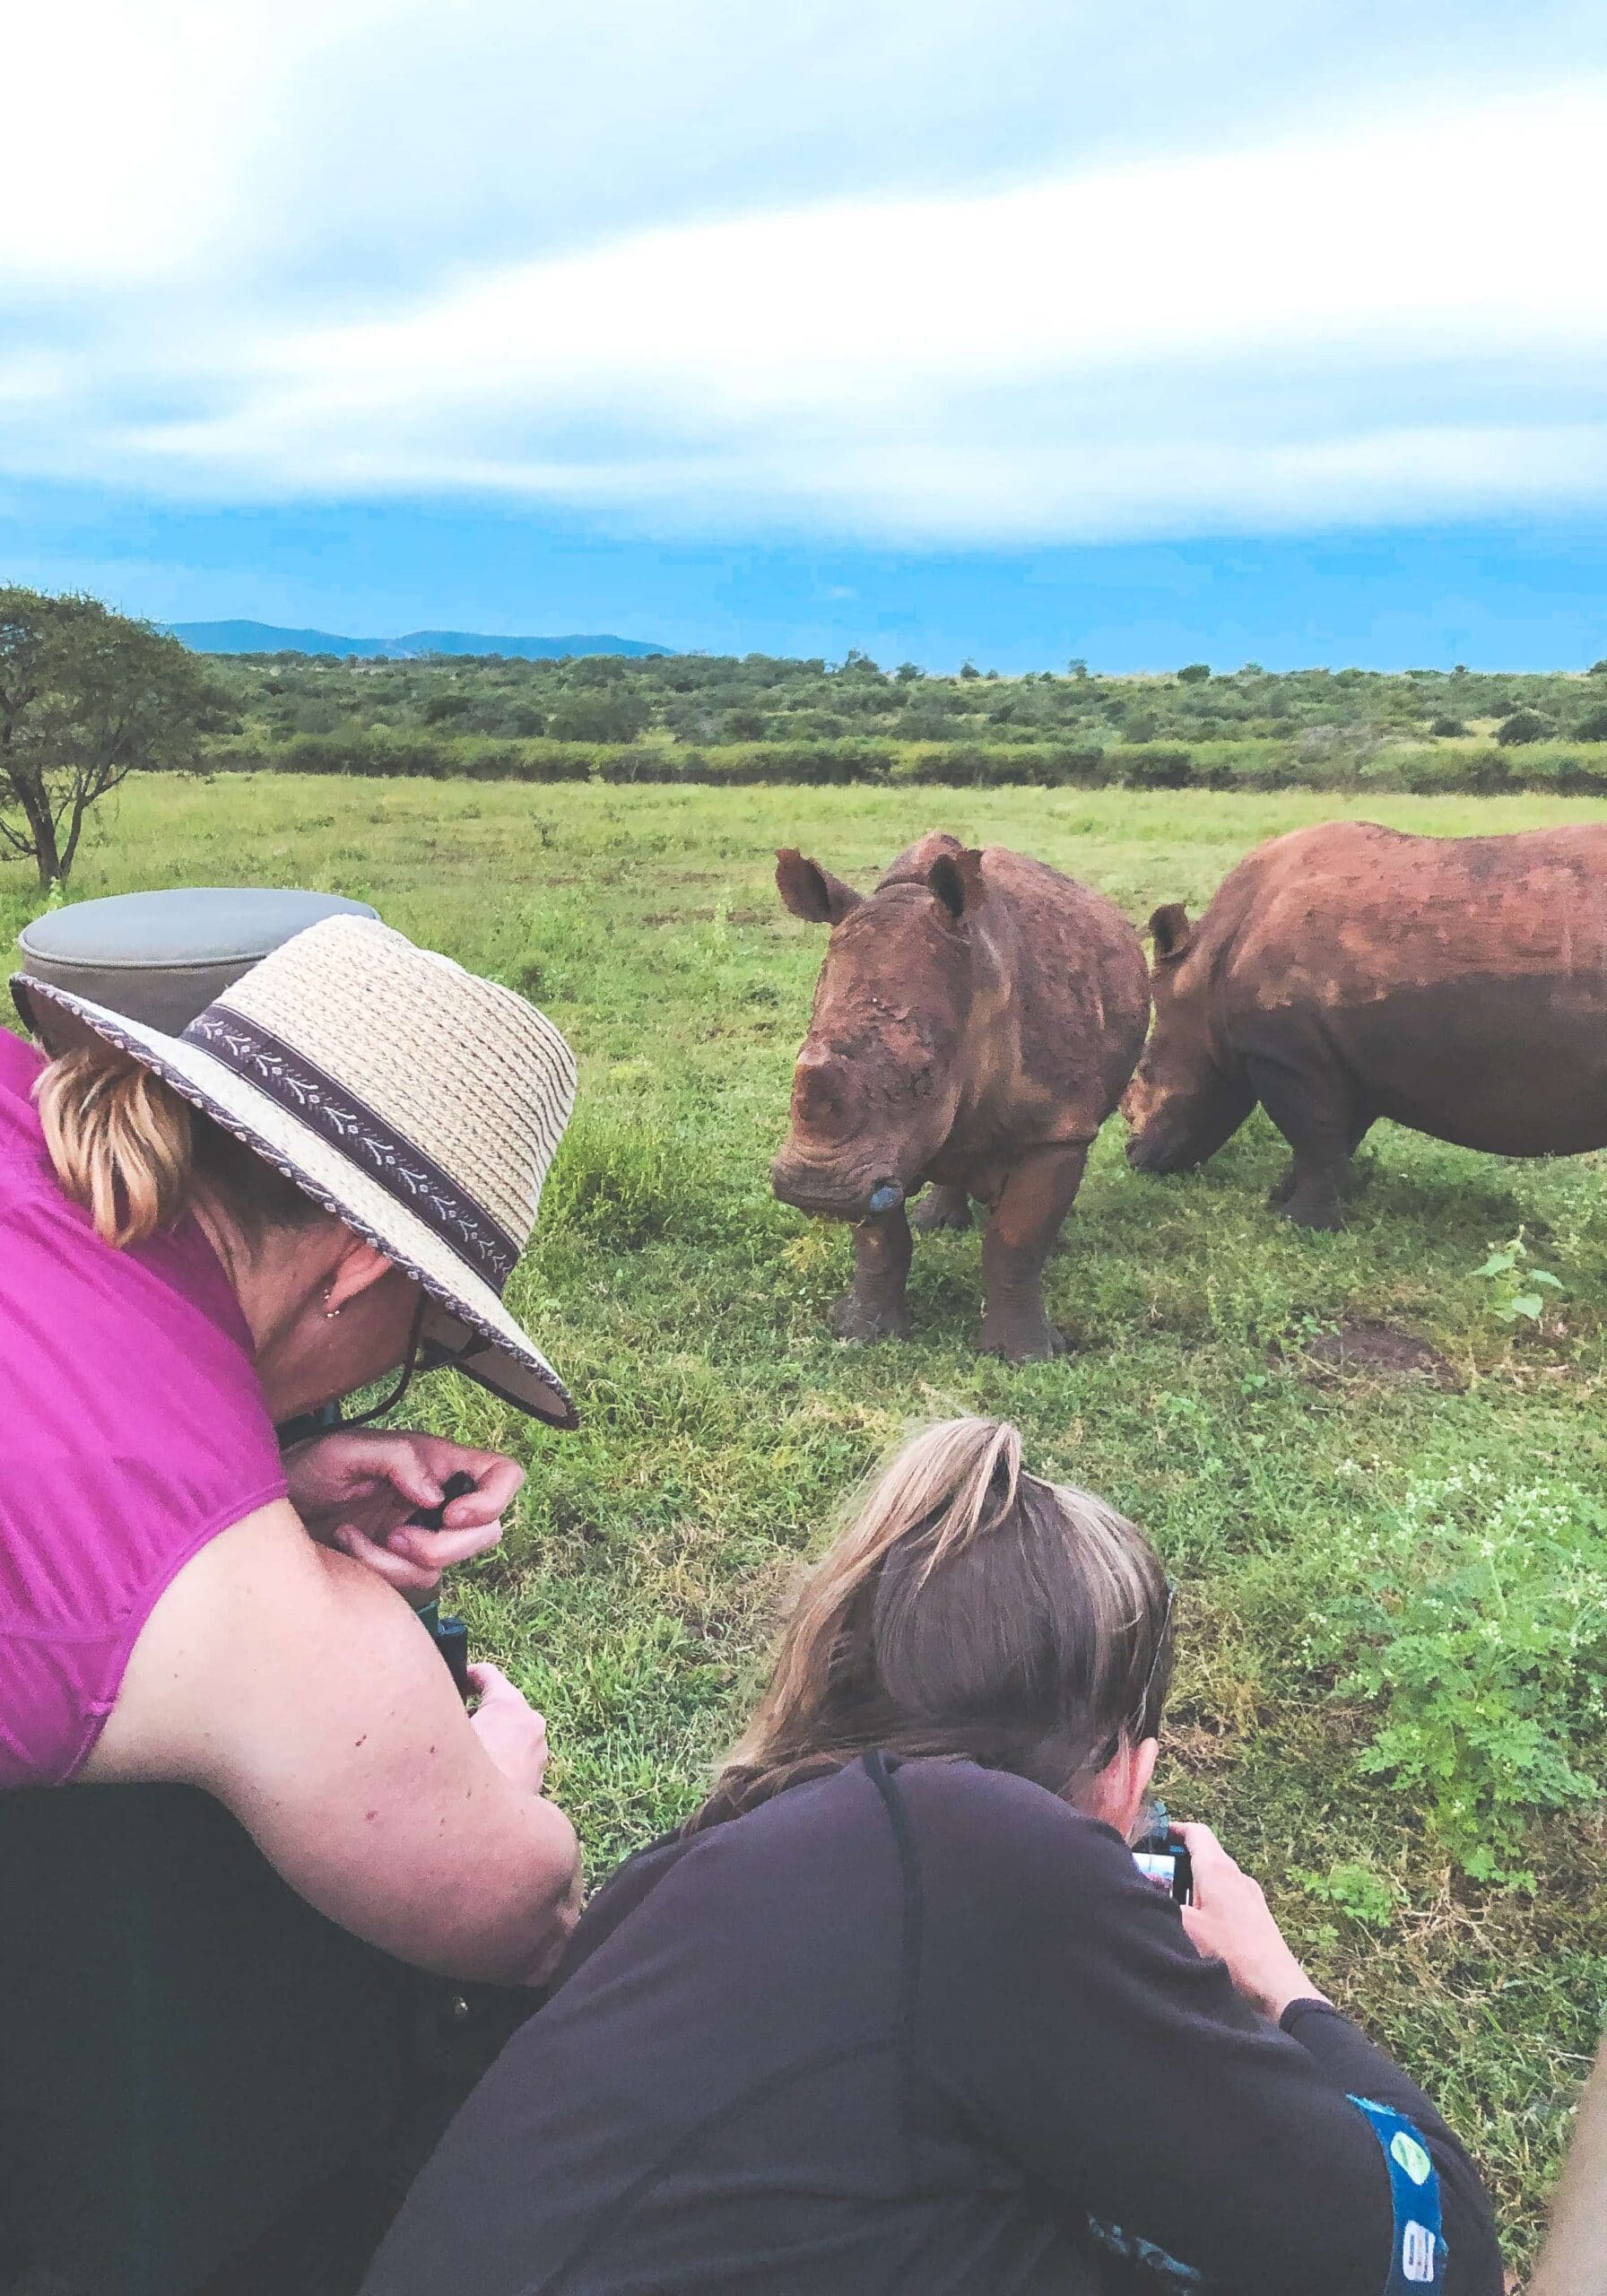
[13,888,380,1039]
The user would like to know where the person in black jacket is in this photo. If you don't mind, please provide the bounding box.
[364,1417,1503,2296]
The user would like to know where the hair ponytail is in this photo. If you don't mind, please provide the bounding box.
[34,1040,321,1249]
[36,1044,196,1247]
[690,1416,1173,1833]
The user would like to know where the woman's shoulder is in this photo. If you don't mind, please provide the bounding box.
[0,1027,50,1182]
[0,1026,44,1100]
[884,1756,1138,1884]
[0,1190,284,1644]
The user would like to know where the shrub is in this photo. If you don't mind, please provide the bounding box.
[1043,744,1111,786]
[547,691,650,744]
[1362,744,1509,796]
[1575,704,1607,743]
[204,725,1589,796]
[1119,745,1194,790]
[1429,715,1467,737]
[1496,709,1553,747]
[1307,1467,1607,1880]
[423,692,473,725]
[1507,751,1607,795]
[1177,663,1211,684]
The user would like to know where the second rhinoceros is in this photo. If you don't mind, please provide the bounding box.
[1124,818,1607,1227]
[770,831,1149,1360]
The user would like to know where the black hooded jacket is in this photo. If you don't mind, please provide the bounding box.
[365,1754,1502,2296]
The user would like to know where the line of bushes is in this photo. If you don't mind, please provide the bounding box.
[201,729,1607,796]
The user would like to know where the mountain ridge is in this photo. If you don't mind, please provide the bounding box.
[166,619,673,659]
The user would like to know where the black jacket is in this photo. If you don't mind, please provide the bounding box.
[365,1754,1502,2295]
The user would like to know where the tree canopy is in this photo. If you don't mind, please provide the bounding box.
[0,588,213,885]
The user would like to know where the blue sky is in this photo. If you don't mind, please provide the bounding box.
[4,1,1606,669]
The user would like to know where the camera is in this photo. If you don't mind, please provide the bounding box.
[1133,1802,1193,1905]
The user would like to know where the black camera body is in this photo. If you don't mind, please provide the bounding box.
[1133,1802,1194,1905]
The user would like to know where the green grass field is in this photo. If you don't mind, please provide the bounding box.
[9,774,1607,2264]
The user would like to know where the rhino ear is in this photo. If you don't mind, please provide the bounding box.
[928,847,986,924]
[1149,903,1194,961]
[777,849,862,925]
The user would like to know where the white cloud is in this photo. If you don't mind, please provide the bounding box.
[2,17,1605,543]
[0,0,389,287]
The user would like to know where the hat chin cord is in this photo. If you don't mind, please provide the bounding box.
[334,1294,430,1430]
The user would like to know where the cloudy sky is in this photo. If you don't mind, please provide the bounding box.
[4,0,1605,665]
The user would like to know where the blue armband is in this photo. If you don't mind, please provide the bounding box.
[1347,2094,1446,2291]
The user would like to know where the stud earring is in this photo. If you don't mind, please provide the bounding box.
[323,1288,343,1321]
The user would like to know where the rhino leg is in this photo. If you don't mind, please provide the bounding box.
[1247,1054,1364,1231]
[978,1143,1088,1361]
[910,1183,973,1232]
[1269,1116,1373,1213]
[834,1205,915,1342]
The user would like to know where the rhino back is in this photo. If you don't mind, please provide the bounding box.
[1214,822,1607,1011]
[973,846,1150,1132]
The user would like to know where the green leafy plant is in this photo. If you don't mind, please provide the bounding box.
[1308,1469,1607,1881]
[1474,1231,1564,1325]
[1296,1861,1403,1927]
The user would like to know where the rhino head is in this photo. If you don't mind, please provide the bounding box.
[770,842,986,1222]
[1124,901,1252,1172]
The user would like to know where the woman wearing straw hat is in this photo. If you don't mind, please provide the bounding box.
[1,915,582,1983]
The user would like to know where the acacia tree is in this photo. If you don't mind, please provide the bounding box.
[0,587,212,887]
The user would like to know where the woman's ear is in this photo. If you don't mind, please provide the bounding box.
[1087,1735,1160,1839]
[322,1231,397,1315]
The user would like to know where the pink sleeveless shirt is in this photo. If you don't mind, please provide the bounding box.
[0,1026,288,1787]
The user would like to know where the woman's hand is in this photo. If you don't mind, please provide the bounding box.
[285,1429,524,1598]
[1176,1822,1326,2023]
[467,1662,552,1796]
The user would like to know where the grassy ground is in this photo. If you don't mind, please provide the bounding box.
[9,775,1607,2267]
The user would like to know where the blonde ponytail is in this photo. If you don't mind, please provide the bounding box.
[689,1416,1174,1833]
[35,1044,197,1247]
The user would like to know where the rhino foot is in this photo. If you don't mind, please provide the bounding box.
[832,1293,913,1344]
[911,1186,973,1233]
[979,1312,1068,1362]
[1277,1190,1344,1232]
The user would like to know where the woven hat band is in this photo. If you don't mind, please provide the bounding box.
[182,1005,521,1290]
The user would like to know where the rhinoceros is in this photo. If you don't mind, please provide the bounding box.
[1125,819,1607,1227]
[771,831,1149,1359]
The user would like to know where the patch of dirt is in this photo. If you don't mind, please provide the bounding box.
[1278,1318,1462,1390]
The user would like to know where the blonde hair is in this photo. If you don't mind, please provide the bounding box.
[35,1041,319,1249]
[691,1417,1173,1831]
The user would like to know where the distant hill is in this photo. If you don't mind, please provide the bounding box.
[166,620,673,660]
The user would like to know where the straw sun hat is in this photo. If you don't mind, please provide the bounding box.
[14,914,579,1427]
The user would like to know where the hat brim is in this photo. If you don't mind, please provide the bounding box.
[14,973,578,1431]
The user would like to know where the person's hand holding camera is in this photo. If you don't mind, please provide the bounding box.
[1176,1822,1326,2023]
[285,1428,525,1596]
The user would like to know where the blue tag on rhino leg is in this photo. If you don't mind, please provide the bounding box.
[1347,2094,1446,2291]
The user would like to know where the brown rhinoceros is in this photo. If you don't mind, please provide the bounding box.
[771,831,1149,1359]
[1125,818,1607,1228]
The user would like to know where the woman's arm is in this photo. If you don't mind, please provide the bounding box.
[1529,2030,1607,2296]
[83,1500,580,1986]
[908,1768,1502,2295]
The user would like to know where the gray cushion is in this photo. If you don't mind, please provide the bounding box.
[13,888,380,1038]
